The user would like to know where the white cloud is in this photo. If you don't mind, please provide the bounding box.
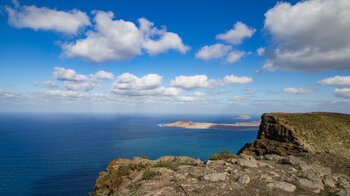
[53,67,88,82]
[195,44,232,60]
[282,88,315,94]
[171,74,252,90]
[262,0,350,72]
[0,89,21,98]
[257,47,265,56]
[94,70,114,80]
[6,1,90,35]
[42,90,89,99]
[32,80,60,89]
[170,75,210,90]
[62,12,189,64]
[111,73,181,96]
[63,81,98,91]
[176,96,198,102]
[216,22,256,45]
[226,50,245,63]
[138,18,190,55]
[193,91,206,96]
[335,88,350,98]
[209,75,252,87]
[53,67,113,91]
[318,76,350,86]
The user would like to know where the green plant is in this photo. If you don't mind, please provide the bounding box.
[175,185,182,193]
[126,181,142,192]
[208,149,234,160]
[142,170,160,180]
[153,162,167,167]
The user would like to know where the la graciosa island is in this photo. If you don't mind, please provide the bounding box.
[160,120,260,130]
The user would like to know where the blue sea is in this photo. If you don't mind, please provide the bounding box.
[0,113,258,196]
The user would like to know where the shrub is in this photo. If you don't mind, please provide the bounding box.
[153,162,167,167]
[141,170,160,180]
[208,149,234,160]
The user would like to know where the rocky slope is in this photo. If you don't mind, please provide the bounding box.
[91,112,350,196]
[91,154,350,195]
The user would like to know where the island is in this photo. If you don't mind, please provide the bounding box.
[159,120,260,130]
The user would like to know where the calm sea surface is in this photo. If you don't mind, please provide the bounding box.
[0,113,258,195]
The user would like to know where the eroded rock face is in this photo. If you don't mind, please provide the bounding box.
[90,154,350,196]
[238,112,350,159]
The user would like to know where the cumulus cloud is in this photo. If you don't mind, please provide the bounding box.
[5,1,90,35]
[33,80,60,89]
[282,88,315,94]
[170,74,252,90]
[318,76,350,86]
[195,44,232,60]
[62,12,189,64]
[138,18,189,55]
[216,22,256,45]
[53,67,88,82]
[335,88,350,98]
[170,75,210,90]
[53,67,113,91]
[262,0,350,72]
[94,70,114,80]
[209,75,253,87]
[226,50,245,63]
[111,73,181,96]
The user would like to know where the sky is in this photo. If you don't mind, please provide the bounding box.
[0,0,350,114]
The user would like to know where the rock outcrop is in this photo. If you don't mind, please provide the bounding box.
[91,154,350,195]
[238,112,350,159]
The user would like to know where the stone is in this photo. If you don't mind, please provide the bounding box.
[238,174,251,185]
[335,189,350,196]
[323,175,336,188]
[237,155,259,168]
[264,154,283,161]
[298,178,323,190]
[269,171,280,178]
[256,174,272,182]
[257,162,273,168]
[204,172,228,182]
[312,188,321,194]
[302,170,324,190]
[267,181,296,192]
[310,164,332,177]
[333,173,350,188]
[296,162,311,170]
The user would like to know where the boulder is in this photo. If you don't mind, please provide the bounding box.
[266,181,296,192]
[204,172,228,182]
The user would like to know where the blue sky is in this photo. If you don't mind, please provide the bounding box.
[1,0,350,114]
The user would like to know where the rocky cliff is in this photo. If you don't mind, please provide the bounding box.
[238,112,350,159]
[90,112,350,196]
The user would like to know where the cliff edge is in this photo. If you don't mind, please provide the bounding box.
[238,112,350,159]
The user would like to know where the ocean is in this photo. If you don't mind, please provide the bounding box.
[0,113,258,196]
